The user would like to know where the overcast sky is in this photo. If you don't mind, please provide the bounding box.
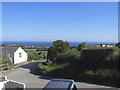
[2,2,118,42]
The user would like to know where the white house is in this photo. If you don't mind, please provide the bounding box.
[102,44,106,47]
[2,47,28,64]
[95,44,115,47]
[106,44,115,47]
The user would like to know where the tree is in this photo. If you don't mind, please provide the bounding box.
[47,40,70,61]
[53,40,70,53]
[78,42,87,51]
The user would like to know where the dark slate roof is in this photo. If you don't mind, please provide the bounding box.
[2,47,19,53]
[2,47,19,58]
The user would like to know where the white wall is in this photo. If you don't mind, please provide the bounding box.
[14,47,28,64]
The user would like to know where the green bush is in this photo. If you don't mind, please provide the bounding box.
[27,51,47,60]
[79,48,114,71]
[55,48,80,64]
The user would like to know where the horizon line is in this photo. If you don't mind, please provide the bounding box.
[1,40,117,43]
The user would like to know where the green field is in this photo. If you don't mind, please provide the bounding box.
[24,49,48,55]
[24,49,48,61]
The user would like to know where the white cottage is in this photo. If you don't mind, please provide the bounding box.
[2,47,28,64]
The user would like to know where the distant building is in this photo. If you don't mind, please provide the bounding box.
[102,44,106,47]
[2,47,28,64]
[95,44,115,47]
[106,44,115,47]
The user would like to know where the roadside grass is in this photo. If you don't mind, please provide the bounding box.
[38,63,69,74]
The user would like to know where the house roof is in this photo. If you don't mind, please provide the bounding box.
[2,47,19,57]
[2,47,19,53]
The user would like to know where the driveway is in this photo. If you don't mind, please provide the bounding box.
[2,62,116,88]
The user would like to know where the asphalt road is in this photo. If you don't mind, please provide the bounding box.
[1,62,117,89]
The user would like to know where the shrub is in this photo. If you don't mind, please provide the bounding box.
[55,48,80,64]
[79,48,114,71]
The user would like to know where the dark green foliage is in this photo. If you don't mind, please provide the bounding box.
[47,47,56,60]
[53,40,70,53]
[28,53,47,60]
[78,42,87,51]
[47,40,70,61]
[55,48,80,64]
[76,69,119,85]
[116,42,120,48]
[79,48,114,71]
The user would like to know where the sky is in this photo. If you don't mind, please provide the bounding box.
[2,2,118,42]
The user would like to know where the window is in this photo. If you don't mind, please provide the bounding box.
[19,53,22,58]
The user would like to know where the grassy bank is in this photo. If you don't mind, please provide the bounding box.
[38,63,69,75]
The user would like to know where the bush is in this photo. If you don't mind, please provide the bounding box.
[79,48,114,71]
[55,48,80,64]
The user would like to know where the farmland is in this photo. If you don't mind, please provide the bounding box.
[24,49,48,54]
[24,49,48,61]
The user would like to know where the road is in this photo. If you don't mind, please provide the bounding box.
[1,62,116,88]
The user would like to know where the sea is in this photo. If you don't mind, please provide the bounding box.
[1,41,116,47]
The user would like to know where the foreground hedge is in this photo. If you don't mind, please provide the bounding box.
[79,48,117,70]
